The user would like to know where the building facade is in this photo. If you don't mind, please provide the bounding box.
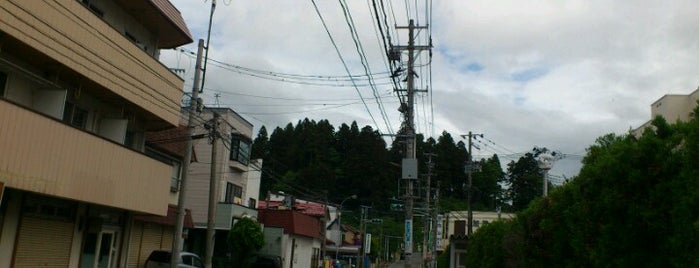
[0,0,192,267]
[632,86,699,136]
[180,107,261,257]
[258,209,324,268]
[438,211,514,268]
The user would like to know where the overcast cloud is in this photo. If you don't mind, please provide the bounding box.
[161,0,699,180]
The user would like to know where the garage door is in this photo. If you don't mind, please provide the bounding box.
[14,216,74,267]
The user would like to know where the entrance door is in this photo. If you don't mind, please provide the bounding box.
[81,230,120,268]
[96,230,118,268]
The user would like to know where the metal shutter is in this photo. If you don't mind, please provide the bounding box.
[128,221,144,268]
[14,216,74,268]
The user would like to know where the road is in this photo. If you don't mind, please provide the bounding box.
[386,252,424,268]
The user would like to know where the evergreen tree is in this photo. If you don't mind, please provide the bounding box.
[250,126,269,160]
[505,153,542,211]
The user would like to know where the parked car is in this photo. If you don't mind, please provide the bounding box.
[252,254,282,268]
[145,250,204,268]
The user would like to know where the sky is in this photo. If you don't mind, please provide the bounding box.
[160,0,699,181]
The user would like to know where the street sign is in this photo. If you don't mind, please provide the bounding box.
[405,219,412,252]
[436,214,444,248]
[365,233,371,253]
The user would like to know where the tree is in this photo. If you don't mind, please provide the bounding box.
[504,153,541,211]
[471,155,505,210]
[251,126,269,160]
[228,217,265,268]
[463,111,699,267]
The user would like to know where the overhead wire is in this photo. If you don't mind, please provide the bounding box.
[338,0,394,136]
[310,0,382,134]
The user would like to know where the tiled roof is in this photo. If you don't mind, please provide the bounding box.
[258,209,322,239]
[258,200,326,217]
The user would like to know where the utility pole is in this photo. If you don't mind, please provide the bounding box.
[394,19,430,268]
[204,112,220,268]
[171,39,204,268]
[462,132,482,236]
[431,181,440,268]
[360,206,370,268]
[423,152,436,266]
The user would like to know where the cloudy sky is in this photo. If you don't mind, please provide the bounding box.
[161,0,699,180]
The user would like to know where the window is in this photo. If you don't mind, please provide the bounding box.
[229,135,251,165]
[63,102,88,129]
[0,71,7,97]
[248,198,256,209]
[145,148,182,192]
[170,161,182,192]
[23,196,76,221]
[454,220,466,235]
[80,0,104,17]
[473,220,480,228]
[125,31,147,52]
[224,182,243,204]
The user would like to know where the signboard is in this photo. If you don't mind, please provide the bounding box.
[436,214,444,249]
[402,158,418,179]
[404,219,413,253]
[365,233,371,253]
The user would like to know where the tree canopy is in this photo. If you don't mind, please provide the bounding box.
[464,113,699,267]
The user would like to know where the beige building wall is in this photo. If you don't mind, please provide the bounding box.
[438,211,515,251]
[0,0,184,127]
[181,108,255,226]
[632,86,699,136]
[0,100,171,215]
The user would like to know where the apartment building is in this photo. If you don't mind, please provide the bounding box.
[0,0,192,267]
[180,107,261,257]
[632,86,699,136]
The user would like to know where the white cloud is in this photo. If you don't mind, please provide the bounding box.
[163,0,699,177]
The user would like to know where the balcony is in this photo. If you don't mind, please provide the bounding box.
[0,0,186,128]
[215,202,259,229]
[0,100,171,215]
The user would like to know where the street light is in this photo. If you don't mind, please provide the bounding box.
[335,194,357,262]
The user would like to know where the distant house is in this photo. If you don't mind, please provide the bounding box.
[258,209,324,268]
[440,210,515,267]
[632,85,699,136]
[259,193,362,266]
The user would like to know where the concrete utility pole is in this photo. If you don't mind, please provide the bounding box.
[423,152,436,266]
[462,132,482,236]
[394,19,429,268]
[171,39,204,268]
[204,112,220,268]
[431,181,440,268]
[360,206,370,268]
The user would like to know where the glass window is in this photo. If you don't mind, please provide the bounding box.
[224,182,243,204]
[0,71,7,97]
[454,220,466,235]
[170,162,181,192]
[229,135,251,165]
[62,102,88,129]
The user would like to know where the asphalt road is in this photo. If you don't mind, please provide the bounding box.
[386,252,424,268]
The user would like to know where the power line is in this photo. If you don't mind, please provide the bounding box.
[338,0,394,136]
[310,0,382,135]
